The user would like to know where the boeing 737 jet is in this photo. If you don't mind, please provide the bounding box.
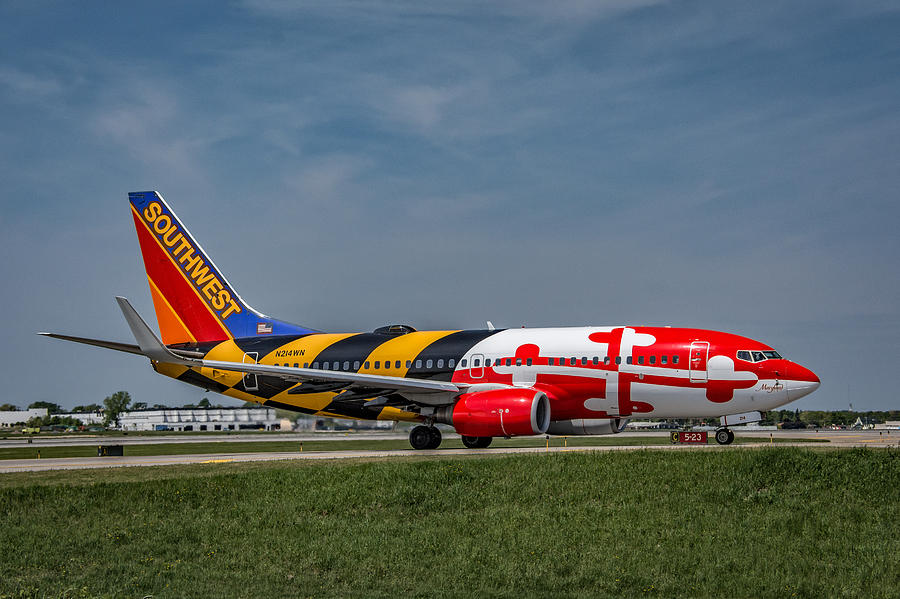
[42,192,820,449]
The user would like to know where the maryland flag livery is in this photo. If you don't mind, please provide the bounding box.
[42,191,820,449]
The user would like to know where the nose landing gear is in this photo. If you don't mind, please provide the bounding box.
[409,425,442,450]
[715,428,735,445]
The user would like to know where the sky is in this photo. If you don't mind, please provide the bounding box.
[1,1,898,412]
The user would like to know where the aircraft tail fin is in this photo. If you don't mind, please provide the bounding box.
[128,191,316,345]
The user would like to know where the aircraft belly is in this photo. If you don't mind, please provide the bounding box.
[630,382,726,418]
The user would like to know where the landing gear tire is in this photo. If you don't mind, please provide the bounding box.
[461,435,493,449]
[410,425,442,450]
[426,426,442,449]
[715,428,735,445]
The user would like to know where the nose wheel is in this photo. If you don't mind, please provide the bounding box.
[409,425,442,450]
[715,428,735,445]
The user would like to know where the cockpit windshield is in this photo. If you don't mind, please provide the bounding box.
[738,349,783,362]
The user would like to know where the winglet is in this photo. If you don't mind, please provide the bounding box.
[115,296,199,366]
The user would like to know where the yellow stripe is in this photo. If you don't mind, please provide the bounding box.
[131,205,232,340]
[256,333,357,364]
[360,330,459,377]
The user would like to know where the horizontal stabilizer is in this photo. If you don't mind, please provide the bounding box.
[37,332,143,356]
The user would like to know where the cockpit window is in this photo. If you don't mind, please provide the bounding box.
[762,350,782,359]
[737,350,752,362]
[751,351,766,362]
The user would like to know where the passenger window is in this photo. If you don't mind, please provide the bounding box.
[437,359,444,368]
[313,362,319,369]
[343,361,350,370]
[461,359,467,368]
[473,358,480,367]
[353,361,360,370]
[570,358,576,366]
[516,358,522,366]
[374,361,380,369]
[604,356,610,365]
[449,359,455,368]
[649,356,656,365]
[485,358,492,367]
[549,357,555,366]
[364,361,370,369]
[415,359,422,368]
[581,357,587,365]
[506,358,511,366]
[661,356,667,365]
[638,356,644,365]
[673,356,679,365]
[615,356,621,365]
[406,360,412,368]
[426,359,433,368]
[526,358,532,366]
[592,357,599,365]
[626,356,633,365]
[304,362,309,368]
[395,360,401,369]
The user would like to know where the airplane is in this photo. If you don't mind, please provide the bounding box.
[41,191,820,449]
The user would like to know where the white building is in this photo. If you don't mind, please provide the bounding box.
[118,407,280,432]
[58,411,105,425]
[0,408,48,427]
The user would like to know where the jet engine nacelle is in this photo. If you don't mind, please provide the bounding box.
[546,418,629,436]
[438,388,551,437]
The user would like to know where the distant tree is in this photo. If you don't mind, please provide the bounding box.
[0,403,18,411]
[132,402,148,410]
[28,401,61,415]
[181,403,196,409]
[72,403,102,413]
[103,391,132,427]
[152,404,168,409]
[198,398,211,409]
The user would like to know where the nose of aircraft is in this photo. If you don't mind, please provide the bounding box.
[785,362,820,401]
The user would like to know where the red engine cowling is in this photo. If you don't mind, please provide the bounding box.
[444,388,551,437]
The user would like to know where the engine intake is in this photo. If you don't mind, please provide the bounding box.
[438,388,551,438]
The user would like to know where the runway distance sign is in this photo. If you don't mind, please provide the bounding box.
[670,431,708,444]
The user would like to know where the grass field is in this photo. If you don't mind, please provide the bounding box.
[0,434,823,461]
[1,448,897,598]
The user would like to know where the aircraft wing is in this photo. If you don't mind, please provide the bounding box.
[114,297,463,405]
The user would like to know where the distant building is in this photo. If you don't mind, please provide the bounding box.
[118,407,279,431]
[0,408,49,427]
[875,421,900,430]
[58,411,105,425]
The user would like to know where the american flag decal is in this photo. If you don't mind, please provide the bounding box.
[257,322,273,334]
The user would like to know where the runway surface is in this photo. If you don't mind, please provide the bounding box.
[0,429,896,473]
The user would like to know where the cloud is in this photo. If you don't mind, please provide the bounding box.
[0,66,61,97]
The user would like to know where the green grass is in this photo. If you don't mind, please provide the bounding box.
[0,448,897,598]
[0,434,821,460]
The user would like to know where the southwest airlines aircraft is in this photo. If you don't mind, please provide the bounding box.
[42,192,820,449]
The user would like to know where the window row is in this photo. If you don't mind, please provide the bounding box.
[467,355,680,368]
[272,358,457,371]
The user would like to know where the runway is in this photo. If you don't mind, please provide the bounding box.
[1,429,896,473]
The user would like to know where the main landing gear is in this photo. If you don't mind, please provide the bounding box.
[715,427,735,445]
[409,425,442,450]
[461,435,493,449]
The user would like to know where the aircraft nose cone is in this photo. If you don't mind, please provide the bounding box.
[786,362,820,401]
